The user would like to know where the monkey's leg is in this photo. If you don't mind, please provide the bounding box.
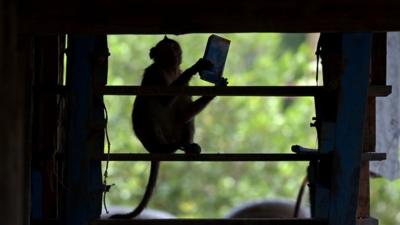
[145,143,181,154]
[179,121,201,154]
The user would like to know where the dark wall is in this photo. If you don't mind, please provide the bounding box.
[0,0,26,224]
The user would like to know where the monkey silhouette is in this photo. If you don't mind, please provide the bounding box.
[110,37,227,219]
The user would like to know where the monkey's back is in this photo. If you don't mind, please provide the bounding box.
[132,95,193,153]
[132,65,193,153]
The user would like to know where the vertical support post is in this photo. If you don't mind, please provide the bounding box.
[356,33,385,224]
[31,35,65,221]
[63,35,108,225]
[311,33,342,219]
[20,36,35,225]
[312,33,373,225]
[329,33,372,225]
[0,0,26,225]
[371,33,387,86]
[356,98,374,220]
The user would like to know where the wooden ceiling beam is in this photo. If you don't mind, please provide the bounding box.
[18,0,400,34]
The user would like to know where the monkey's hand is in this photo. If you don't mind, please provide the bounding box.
[215,77,229,86]
[175,58,213,86]
[193,58,213,73]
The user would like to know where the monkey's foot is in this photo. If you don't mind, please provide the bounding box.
[182,143,201,154]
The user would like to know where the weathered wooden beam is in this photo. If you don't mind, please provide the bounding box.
[357,34,385,216]
[18,0,400,33]
[356,99,377,218]
[91,218,327,225]
[93,86,391,97]
[361,152,386,161]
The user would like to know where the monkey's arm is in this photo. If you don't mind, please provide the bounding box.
[171,59,212,86]
[171,66,197,86]
[180,77,228,122]
[181,96,215,122]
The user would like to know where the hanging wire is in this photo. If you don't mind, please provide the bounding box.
[53,95,71,192]
[293,176,308,218]
[52,94,71,218]
[315,54,320,86]
[102,102,113,214]
[314,35,323,149]
[315,36,322,86]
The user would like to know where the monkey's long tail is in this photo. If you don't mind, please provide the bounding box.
[110,161,160,219]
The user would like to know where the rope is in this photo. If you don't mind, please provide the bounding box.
[293,176,308,218]
[102,102,113,214]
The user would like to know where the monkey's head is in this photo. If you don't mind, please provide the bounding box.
[150,37,182,67]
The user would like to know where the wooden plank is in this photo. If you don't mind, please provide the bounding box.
[91,218,327,225]
[357,97,376,218]
[361,152,386,161]
[364,35,385,218]
[18,0,400,33]
[93,86,391,97]
[328,33,373,225]
[357,161,370,218]
[0,0,25,225]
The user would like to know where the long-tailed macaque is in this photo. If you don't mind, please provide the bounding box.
[110,37,227,219]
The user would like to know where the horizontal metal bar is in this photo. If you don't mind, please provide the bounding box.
[91,218,327,225]
[93,153,325,162]
[95,85,391,97]
[44,85,391,97]
[97,86,323,96]
[91,152,385,162]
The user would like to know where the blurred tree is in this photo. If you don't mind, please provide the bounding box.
[370,178,400,225]
[102,34,400,224]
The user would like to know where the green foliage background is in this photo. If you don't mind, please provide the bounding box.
[103,34,400,224]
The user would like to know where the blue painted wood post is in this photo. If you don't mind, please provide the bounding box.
[63,35,108,225]
[328,33,373,225]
